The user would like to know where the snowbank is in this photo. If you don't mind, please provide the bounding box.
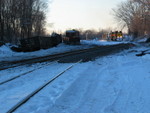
[81,40,125,46]
[142,54,150,60]
[0,45,15,57]
[0,43,89,62]
[0,40,128,62]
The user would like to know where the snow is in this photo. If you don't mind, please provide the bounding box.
[142,54,150,60]
[136,37,148,43]
[0,40,150,113]
[0,40,126,62]
[0,62,76,113]
[81,39,126,46]
[0,45,14,57]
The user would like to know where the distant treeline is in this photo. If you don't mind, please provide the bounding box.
[113,0,150,38]
[79,29,109,40]
[0,0,47,43]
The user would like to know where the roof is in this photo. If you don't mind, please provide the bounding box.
[66,30,78,33]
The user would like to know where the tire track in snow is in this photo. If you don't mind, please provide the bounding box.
[103,53,147,113]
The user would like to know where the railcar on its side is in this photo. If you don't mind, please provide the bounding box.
[11,33,62,52]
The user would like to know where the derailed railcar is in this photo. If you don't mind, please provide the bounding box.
[19,36,41,51]
[63,30,80,44]
[50,33,62,46]
[11,33,62,52]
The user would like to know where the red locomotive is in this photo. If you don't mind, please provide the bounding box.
[63,30,80,44]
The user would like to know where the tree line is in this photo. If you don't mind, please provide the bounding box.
[0,0,47,43]
[113,0,150,38]
[79,29,109,40]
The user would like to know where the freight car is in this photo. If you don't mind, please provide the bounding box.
[63,30,80,44]
[11,33,62,52]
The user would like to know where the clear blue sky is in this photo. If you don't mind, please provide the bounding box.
[46,0,126,33]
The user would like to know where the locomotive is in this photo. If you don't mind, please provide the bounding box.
[11,33,62,52]
[109,31,123,41]
[63,30,80,44]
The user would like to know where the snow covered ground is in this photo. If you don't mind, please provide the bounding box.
[0,40,150,113]
[0,40,126,62]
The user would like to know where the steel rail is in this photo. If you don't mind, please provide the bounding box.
[0,47,98,70]
[0,61,58,85]
[6,60,82,113]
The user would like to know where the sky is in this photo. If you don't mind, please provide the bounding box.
[46,0,126,33]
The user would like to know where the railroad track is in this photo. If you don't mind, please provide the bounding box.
[0,61,57,85]
[0,43,133,70]
[58,43,134,63]
[6,60,81,113]
[0,46,98,70]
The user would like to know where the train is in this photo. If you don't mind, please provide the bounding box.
[63,30,80,44]
[11,30,81,52]
[108,31,123,41]
[11,33,62,52]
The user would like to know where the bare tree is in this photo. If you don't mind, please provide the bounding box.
[80,29,109,40]
[0,0,48,43]
[133,0,150,35]
[0,0,5,41]
[113,0,150,37]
